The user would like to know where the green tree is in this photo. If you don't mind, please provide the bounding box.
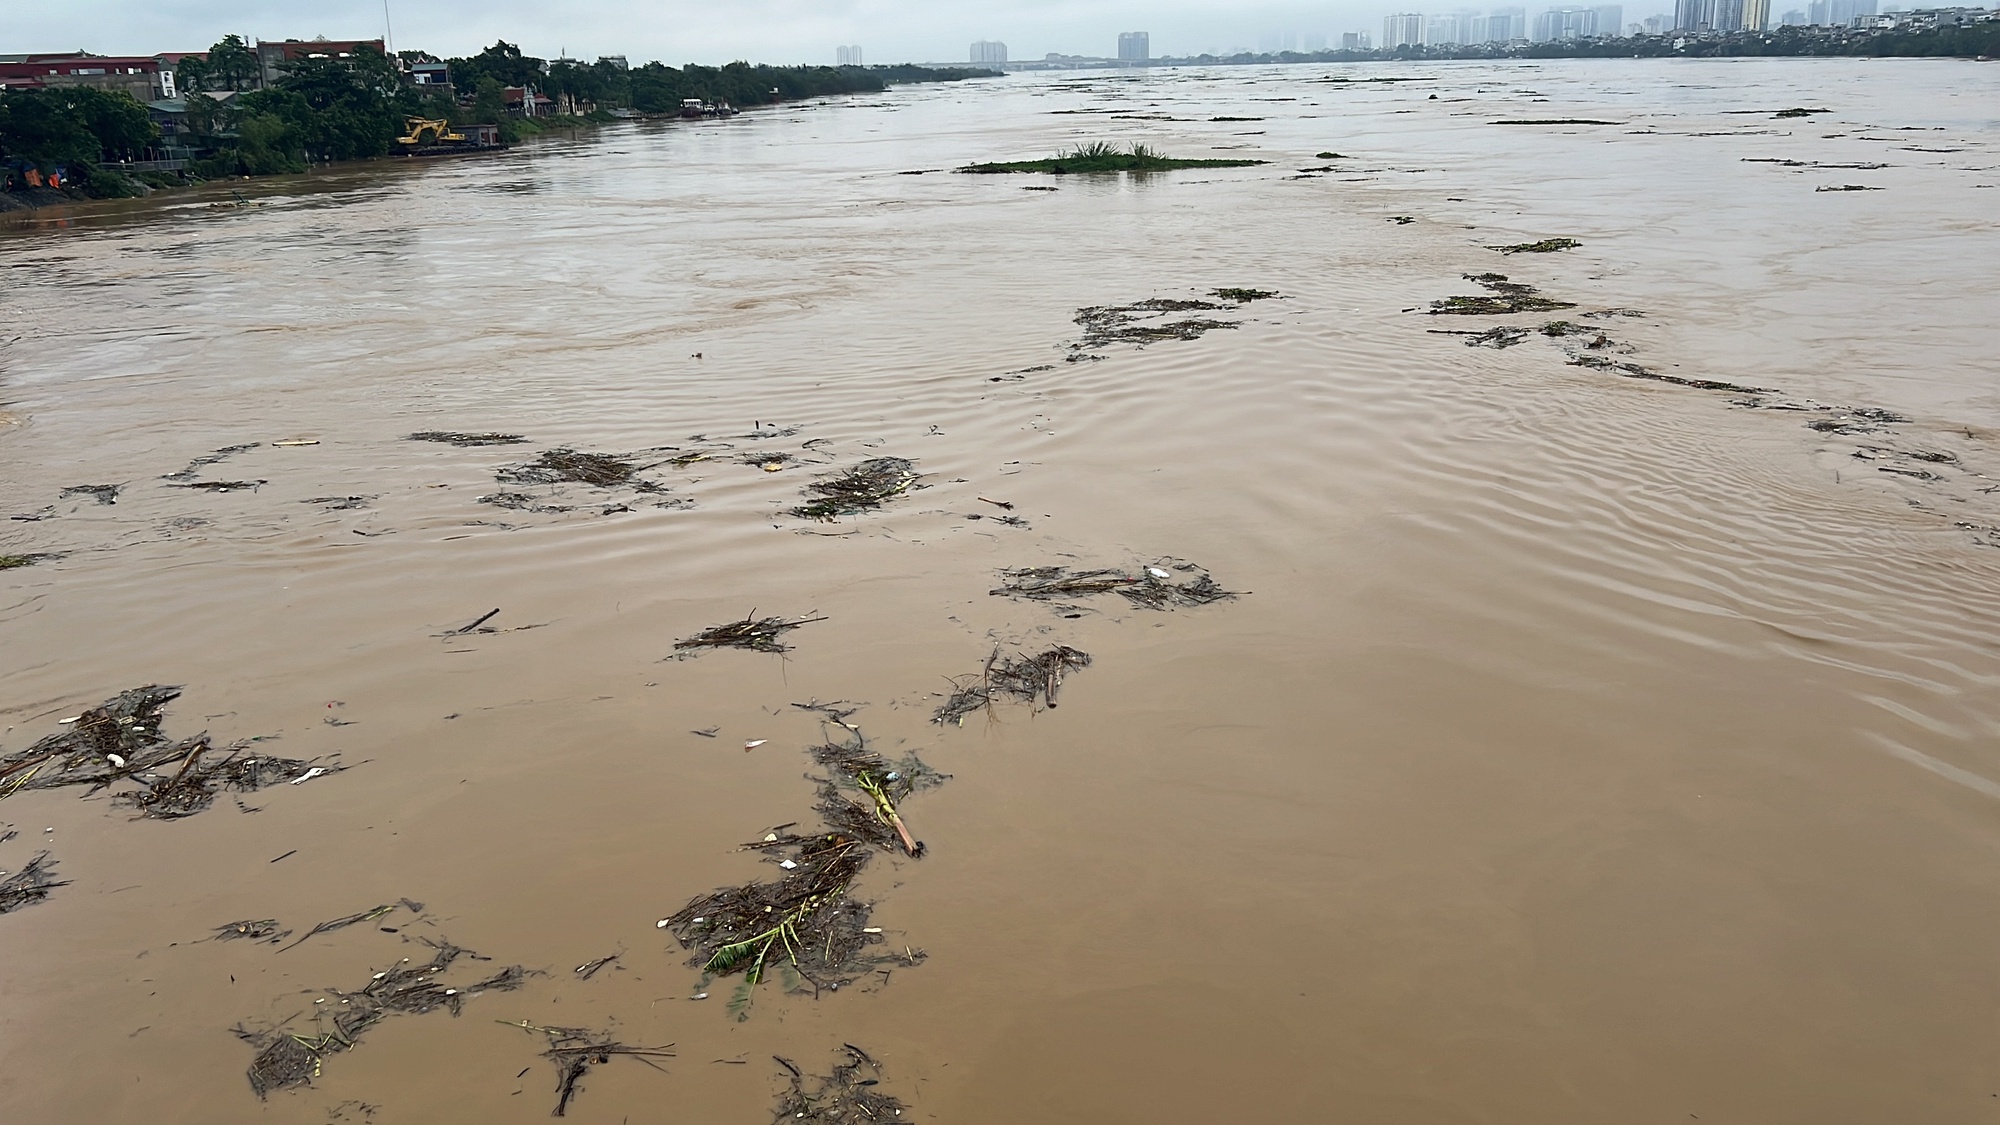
[207,34,260,91]
[174,55,210,95]
[235,45,409,162]
[0,87,158,166]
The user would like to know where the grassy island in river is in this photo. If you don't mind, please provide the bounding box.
[958,142,1267,174]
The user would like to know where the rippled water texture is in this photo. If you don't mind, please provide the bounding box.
[3,57,1999,1123]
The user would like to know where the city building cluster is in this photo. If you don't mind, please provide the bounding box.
[901,1,1991,64]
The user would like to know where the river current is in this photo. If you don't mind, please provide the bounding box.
[3,57,1999,1123]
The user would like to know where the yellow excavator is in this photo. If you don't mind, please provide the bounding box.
[395,117,464,147]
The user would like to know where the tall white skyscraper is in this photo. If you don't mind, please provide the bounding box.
[836,45,863,65]
[1118,31,1151,60]
[970,40,1008,64]
[1384,12,1427,46]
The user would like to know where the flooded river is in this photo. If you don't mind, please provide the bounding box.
[4,56,1999,1123]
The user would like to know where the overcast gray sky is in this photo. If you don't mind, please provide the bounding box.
[11,1,1436,66]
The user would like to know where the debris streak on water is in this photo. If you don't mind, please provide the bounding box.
[3,59,1999,1122]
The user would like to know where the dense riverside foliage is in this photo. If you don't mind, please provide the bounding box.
[2,35,993,201]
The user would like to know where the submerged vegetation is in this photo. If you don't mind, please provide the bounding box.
[959,141,1268,174]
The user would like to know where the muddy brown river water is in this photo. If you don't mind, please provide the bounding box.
[4,56,2000,1123]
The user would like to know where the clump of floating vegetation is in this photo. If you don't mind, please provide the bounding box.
[673,612,828,656]
[959,141,1267,174]
[990,561,1238,610]
[1428,325,1531,348]
[0,852,67,914]
[1212,287,1279,302]
[61,484,120,504]
[496,449,637,487]
[1073,297,1240,349]
[1488,118,1621,126]
[1805,407,1908,435]
[1429,273,1578,316]
[773,1046,909,1125]
[789,457,918,521]
[408,431,528,447]
[240,939,526,1098]
[503,1021,675,1117]
[0,553,56,570]
[0,685,336,818]
[1492,237,1581,254]
[934,645,1094,725]
[1774,107,1829,118]
[665,721,934,1019]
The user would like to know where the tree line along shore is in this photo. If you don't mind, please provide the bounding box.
[0,38,995,207]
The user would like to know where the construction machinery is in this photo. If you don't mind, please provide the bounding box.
[395,117,465,147]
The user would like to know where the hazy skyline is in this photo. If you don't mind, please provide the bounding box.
[11,0,1524,65]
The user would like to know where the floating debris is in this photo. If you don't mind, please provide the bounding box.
[772,1045,908,1125]
[120,741,335,820]
[0,852,66,914]
[790,458,919,521]
[407,431,527,447]
[1429,273,1578,316]
[503,1022,674,1117]
[496,449,637,487]
[1073,298,1239,349]
[169,480,265,492]
[574,953,619,980]
[1806,407,1910,435]
[1212,287,1280,302]
[1488,118,1622,126]
[674,613,827,657]
[0,553,57,570]
[162,442,260,482]
[476,491,573,513]
[1429,325,1530,348]
[1774,106,1830,118]
[241,938,525,1097]
[934,645,1093,725]
[666,736,932,1018]
[279,900,423,953]
[215,918,290,943]
[1568,354,1773,394]
[990,562,1239,610]
[1816,184,1882,192]
[300,496,374,510]
[0,686,324,817]
[804,731,944,858]
[1491,237,1581,254]
[61,484,119,504]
